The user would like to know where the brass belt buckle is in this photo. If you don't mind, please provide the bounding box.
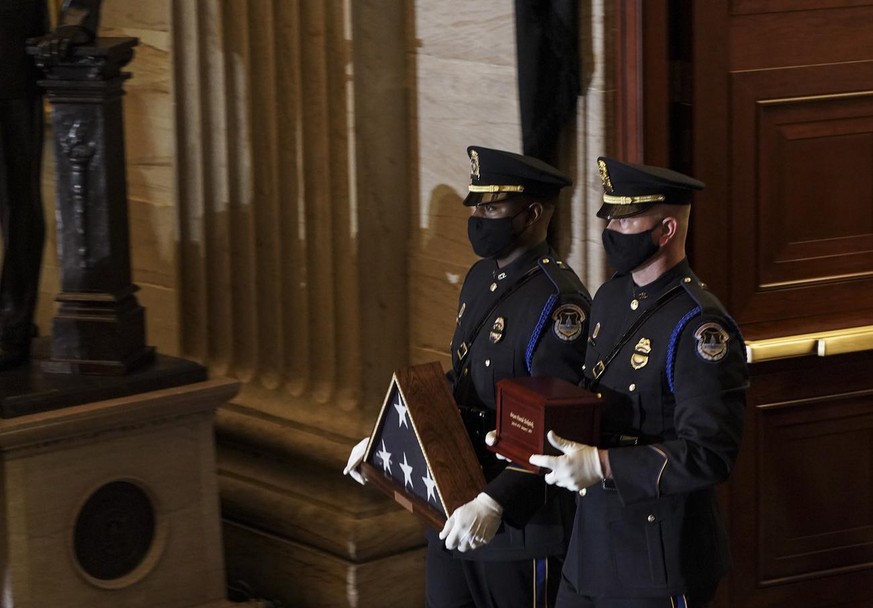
[592,360,605,379]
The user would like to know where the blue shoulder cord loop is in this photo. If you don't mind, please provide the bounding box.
[525,293,559,373]
[667,305,702,393]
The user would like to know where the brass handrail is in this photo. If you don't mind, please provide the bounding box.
[745,326,873,363]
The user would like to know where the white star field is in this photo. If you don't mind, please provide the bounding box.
[376,440,392,474]
[400,453,414,489]
[393,396,409,428]
[366,387,442,511]
[422,468,437,503]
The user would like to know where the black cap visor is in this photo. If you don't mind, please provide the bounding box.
[463,191,525,207]
[596,201,655,220]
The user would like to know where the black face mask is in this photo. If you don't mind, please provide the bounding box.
[467,207,531,258]
[601,223,661,274]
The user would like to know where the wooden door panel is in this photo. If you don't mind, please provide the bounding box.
[724,353,873,607]
[730,6,873,70]
[728,61,873,329]
[758,393,873,582]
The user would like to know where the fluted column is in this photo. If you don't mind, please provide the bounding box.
[172,1,416,606]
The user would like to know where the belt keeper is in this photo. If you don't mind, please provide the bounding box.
[592,360,605,379]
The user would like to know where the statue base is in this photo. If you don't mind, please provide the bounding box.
[0,373,240,607]
[1,337,205,418]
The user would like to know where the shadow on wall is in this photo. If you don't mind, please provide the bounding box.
[408,184,476,368]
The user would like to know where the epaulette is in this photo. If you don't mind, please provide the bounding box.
[678,272,723,317]
[536,256,588,299]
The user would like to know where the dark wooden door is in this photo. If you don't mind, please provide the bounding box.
[692,0,873,339]
[630,1,873,606]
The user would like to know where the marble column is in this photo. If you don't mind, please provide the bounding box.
[172,2,418,605]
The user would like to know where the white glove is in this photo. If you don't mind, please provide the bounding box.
[342,437,370,485]
[484,430,510,461]
[528,430,603,492]
[439,492,503,552]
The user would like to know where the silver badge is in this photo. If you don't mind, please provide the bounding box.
[489,316,505,343]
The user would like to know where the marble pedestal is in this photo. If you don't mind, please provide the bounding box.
[0,376,239,607]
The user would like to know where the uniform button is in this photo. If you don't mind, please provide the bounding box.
[579,488,587,497]
[647,514,656,523]
[489,282,498,292]
[683,276,692,284]
[630,299,639,310]
[629,383,636,391]
[485,359,491,367]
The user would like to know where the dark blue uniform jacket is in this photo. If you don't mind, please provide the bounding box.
[439,241,591,561]
[569,258,748,597]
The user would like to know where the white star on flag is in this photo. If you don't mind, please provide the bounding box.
[422,467,437,504]
[376,440,392,474]
[393,396,409,428]
[400,453,414,489]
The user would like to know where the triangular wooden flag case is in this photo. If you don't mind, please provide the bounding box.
[361,362,485,529]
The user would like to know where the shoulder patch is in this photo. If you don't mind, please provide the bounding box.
[552,303,585,342]
[694,322,730,362]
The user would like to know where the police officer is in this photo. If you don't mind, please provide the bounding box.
[530,158,748,608]
[346,146,591,607]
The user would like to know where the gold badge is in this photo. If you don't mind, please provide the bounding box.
[694,322,730,361]
[552,304,585,342]
[470,149,481,181]
[489,316,505,343]
[598,159,613,193]
[630,337,651,370]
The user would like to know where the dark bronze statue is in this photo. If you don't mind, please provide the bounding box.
[0,0,102,370]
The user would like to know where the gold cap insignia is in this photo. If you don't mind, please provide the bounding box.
[598,159,613,193]
[470,149,481,181]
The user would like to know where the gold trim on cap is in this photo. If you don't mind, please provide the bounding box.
[602,193,666,205]
[469,185,525,193]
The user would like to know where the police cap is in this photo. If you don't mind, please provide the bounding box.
[463,146,572,206]
[596,157,705,220]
